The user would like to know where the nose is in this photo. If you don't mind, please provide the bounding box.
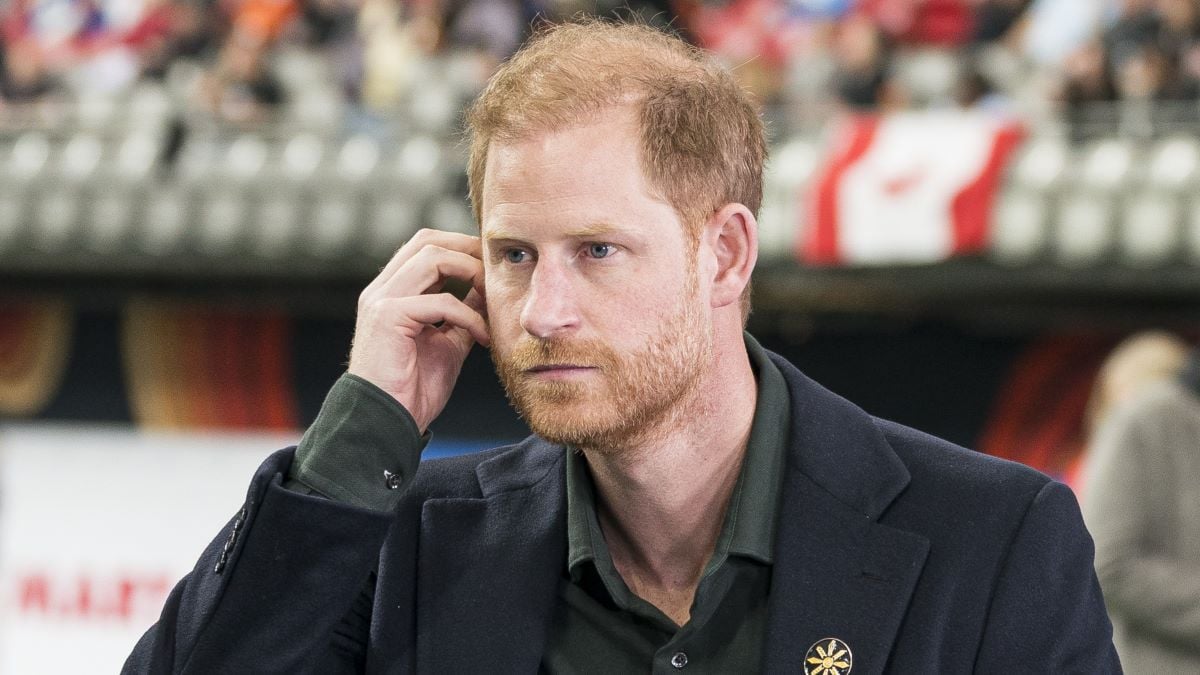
[519,258,580,339]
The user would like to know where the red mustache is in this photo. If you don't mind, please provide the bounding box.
[497,339,619,375]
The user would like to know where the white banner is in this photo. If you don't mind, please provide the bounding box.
[0,425,298,675]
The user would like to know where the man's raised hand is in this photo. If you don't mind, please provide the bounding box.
[348,229,489,433]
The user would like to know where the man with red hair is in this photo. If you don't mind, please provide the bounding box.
[127,20,1118,673]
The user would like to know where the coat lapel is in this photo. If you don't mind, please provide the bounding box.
[416,441,567,674]
[764,354,931,675]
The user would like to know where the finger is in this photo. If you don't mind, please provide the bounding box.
[366,229,481,296]
[389,293,491,347]
[375,246,484,301]
[462,287,487,318]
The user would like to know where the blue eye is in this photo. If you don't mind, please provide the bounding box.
[586,243,614,259]
[503,249,529,264]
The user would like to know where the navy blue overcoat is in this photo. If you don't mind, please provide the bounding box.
[125,352,1121,673]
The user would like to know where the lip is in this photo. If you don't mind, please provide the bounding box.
[524,365,598,379]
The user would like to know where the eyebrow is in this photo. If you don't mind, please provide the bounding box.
[483,222,634,242]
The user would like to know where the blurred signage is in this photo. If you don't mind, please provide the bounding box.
[0,425,297,674]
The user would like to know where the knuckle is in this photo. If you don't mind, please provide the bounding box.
[417,243,449,260]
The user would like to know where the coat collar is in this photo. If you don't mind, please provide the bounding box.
[416,436,567,674]
[763,352,930,675]
[766,351,913,520]
[414,349,929,673]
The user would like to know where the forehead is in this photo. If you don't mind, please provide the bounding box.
[479,109,680,238]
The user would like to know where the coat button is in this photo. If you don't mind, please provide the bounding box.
[670,652,688,669]
[383,470,402,490]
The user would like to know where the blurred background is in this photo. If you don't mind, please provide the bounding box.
[2,0,1200,670]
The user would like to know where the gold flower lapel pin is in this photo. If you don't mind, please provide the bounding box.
[804,637,852,675]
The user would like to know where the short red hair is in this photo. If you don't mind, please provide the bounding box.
[464,19,766,320]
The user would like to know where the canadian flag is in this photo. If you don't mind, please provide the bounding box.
[802,112,1026,266]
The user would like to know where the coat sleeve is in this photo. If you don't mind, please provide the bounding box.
[1082,389,1200,652]
[122,448,396,674]
[973,480,1122,673]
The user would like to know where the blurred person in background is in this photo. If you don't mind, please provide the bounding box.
[441,0,525,63]
[859,0,973,47]
[971,0,1030,44]
[193,0,292,121]
[0,36,58,105]
[830,12,906,110]
[196,28,286,123]
[357,0,442,110]
[1083,332,1200,672]
[1084,331,1190,446]
[1084,333,1200,667]
[1020,0,1107,70]
[129,0,222,81]
[1061,39,1118,106]
[1076,331,1189,490]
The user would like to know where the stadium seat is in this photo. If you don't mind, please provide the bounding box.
[33,189,80,252]
[176,135,221,183]
[1077,138,1136,191]
[388,135,445,201]
[141,188,191,255]
[291,89,345,132]
[224,134,270,181]
[760,137,817,257]
[254,197,301,259]
[1120,192,1179,266]
[125,83,174,133]
[991,189,1049,264]
[88,190,137,254]
[408,81,460,135]
[280,133,325,183]
[1184,202,1200,264]
[336,135,382,183]
[1055,192,1114,266]
[7,133,51,183]
[309,196,358,258]
[1008,135,1069,190]
[1145,135,1200,189]
[198,193,247,255]
[427,195,474,235]
[365,197,419,255]
[0,187,25,250]
[115,133,160,184]
[75,92,118,130]
[59,134,104,183]
[893,50,961,107]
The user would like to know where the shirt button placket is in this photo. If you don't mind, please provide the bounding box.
[670,651,688,669]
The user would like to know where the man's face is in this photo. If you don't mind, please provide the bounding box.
[481,108,713,450]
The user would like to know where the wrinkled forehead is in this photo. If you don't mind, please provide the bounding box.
[478,109,675,235]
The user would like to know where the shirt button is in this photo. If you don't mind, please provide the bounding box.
[670,651,688,669]
[383,470,402,490]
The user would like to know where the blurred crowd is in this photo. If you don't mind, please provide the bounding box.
[4,0,1200,131]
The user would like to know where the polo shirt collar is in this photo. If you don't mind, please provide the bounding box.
[566,331,790,576]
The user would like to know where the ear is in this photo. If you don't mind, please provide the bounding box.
[701,203,757,312]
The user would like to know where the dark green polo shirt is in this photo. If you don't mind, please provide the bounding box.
[543,336,789,673]
[287,334,791,671]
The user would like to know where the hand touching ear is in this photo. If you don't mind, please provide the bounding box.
[349,229,490,433]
